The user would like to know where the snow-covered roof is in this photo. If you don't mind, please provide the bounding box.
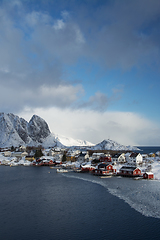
[92,153,104,156]
[144,172,153,175]
[120,166,141,171]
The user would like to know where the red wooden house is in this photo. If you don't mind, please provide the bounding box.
[92,163,115,176]
[143,172,154,179]
[98,163,113,171]
[118,166,142,177]
[49,160,55,166]
[99,156,112,162]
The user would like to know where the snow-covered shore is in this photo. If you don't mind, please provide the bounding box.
[150,160,160,180]
[1,152,160,180]
[0,155,32,166]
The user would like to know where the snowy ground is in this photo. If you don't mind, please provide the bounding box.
[150,161,160,180]
[0,154,31,166]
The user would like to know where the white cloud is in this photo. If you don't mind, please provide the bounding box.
[0,83,84,112]
[53,19,65,30]
[38,84,84,107]
[19,107,160,146]
[61,10,70,20]
[25,11,53,27]
[0,3,86,112]
[25,10,85,65]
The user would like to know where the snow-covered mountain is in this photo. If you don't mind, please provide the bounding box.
[0,113,140,151]
[0,113,64,148]
[52,133,94,147]
[91,139,140,151]
[0,113,92,148]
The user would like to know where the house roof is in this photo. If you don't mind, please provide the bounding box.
[92,153,104,156]
[130,152,139,158]
[112,153,123,158]
[120,166,140,171]
[144,172,153,175]
[98,163,111,168]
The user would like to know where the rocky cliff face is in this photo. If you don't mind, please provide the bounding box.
[28,115,51,143]
[0,113,24,147]
[0,113,53,147]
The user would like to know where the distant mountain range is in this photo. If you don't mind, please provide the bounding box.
[0,113,139,151]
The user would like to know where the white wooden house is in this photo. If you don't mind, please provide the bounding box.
[112,153,126,163]
[84,151,90,161]
[19,145,26,151]
[77,153,86,162]
[129,152,143,165]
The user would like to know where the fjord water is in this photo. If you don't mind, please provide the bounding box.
[1,166,160,240]
[136,146,160,154]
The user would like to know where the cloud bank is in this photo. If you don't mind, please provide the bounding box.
[20,107,160,146]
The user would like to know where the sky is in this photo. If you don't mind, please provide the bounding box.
[0,0,160,146]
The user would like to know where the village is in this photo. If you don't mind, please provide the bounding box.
[0,145,160,180]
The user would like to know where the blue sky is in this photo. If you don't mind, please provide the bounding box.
[0,0,160,146]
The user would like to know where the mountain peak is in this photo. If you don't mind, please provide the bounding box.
[92,139,139,151]
[28,115,51,143]
[0,113,52,147]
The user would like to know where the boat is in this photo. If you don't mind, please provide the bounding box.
[100,176,112,178]
[56,168,68,173]
[74,168,82,173]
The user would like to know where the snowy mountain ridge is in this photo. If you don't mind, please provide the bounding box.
[52,133,94,147]
[0,113,60,148]
[91,139,140,151]
[0,113,93,148]
[0,113,139,151]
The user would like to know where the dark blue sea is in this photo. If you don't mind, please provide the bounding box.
[1,166,160,240]
[136,146,160,154]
